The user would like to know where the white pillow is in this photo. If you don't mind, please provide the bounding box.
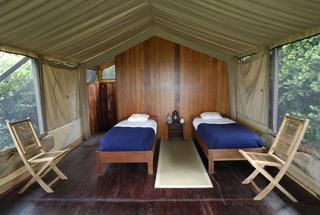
[200,112,223,120]
[128,113,150,122]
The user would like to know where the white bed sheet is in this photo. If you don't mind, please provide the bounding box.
[192,117,235,130]
[115,119,157,134]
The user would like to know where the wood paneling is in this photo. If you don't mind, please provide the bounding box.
[180,46,230,137]
[87,82,116,134]
[116,37,230,138]
[87,83,101,134]
[100,82,117,128]
[116,37,175,138]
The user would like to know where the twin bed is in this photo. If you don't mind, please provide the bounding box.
[96,112,264,175]
[96,114,158,175]
[192,113,265,173]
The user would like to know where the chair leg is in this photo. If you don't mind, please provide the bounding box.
[242,169,260,184]
[36,177,54,193]
[254,182,275,201]
[20,161,52,194]
[20,176,54,194]
[19,178,36,194]
[23,161,68,193]
[20,167,54,193]
[254,178,297,202]
[275,183,298,202]
[48,176,61,187]
[51,163,68,180]
[250,164,297,202]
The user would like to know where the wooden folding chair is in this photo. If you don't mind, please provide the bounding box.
[7,118,70,193]
[239,114,309,202]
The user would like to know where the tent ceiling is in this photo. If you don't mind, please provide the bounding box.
[0,0,320,67]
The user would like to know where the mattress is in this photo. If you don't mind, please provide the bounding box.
[193,118,262,149]
[98,119,156,151]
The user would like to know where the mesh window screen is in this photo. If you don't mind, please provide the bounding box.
[277,34,320,144]
[86,69,97,83]
[102,64,115,80]
[0,52,42,151]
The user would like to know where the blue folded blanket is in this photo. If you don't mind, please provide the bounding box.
[197,123,262,149]
[99,127,155,151]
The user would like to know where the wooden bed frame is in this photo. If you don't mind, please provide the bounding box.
[96,116,158,175]
[191,116,266,174]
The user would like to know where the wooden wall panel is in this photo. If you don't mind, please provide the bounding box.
[106,82,117,127]
[100,82,117,129]
[180,47,230,137]
[115,37,230,138]
[87,83,101,134]
[116,37,175,138]
[87,82,117,134]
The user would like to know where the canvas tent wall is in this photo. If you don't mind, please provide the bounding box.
[0,55,83,195]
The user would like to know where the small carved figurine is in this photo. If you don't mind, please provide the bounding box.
[172,110,179,123]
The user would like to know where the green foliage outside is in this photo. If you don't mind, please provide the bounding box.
[102,65,115,80]
[0,52,39,151]
[278,34,320,144]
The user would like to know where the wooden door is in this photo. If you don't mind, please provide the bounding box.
[106,83,116,127]
[99,83,116,129]
[99,83,109,129]
[87,82,116,134]
[87,83,101,134]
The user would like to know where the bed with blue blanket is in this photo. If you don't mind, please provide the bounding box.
[96,117,157,175]
[192,116,265,174]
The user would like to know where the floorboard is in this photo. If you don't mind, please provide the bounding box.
[0,137,319,215]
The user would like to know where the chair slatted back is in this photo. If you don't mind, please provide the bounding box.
[271,114,309,160]
[7,119,42,155]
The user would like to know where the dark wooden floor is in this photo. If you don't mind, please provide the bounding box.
[1,136,319,215]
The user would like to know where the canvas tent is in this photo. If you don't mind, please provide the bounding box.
[0,0,320,198]
[0,0,319,65]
